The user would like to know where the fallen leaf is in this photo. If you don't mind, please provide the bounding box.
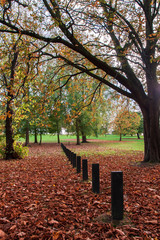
[145,220,158,224]
[48,219,59,225]
[0,230,6,238]
[10,225,17,231]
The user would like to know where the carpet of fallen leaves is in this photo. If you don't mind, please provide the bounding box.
[0,142,160,240]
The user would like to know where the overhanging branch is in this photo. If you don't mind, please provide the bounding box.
[58,54,135,100]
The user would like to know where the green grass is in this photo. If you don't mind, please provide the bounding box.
[95,139,144,151]
[88,134,143,141]
[19,134,143,143]
[18,134,76,143]
[74,139,144,157]
[19,134,144,155]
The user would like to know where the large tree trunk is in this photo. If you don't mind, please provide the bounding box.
[5,102,18,159]
[141,99,160,163]
[5,48,19,160]
[141,5,160,163]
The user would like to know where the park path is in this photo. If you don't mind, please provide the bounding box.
[0,143,159,239]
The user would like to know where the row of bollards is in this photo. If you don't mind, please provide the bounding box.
[61,143,123,220]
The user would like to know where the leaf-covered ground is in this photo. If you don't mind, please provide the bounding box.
[0,142,159,239]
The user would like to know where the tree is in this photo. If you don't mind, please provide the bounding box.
[0,34,38,159]
[63,74,109,144]
[113,108,141,141]
[24,70,55,144]
[63,76,91,145]
[47,99,65,144]
[0,0,159,162]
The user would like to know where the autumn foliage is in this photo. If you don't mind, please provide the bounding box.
[113,109,141,140]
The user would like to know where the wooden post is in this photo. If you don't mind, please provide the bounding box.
[77,156,81,173]
[69,150,72,162]
[111,171,123,220]
[71,152,73,165]
[73,153,77,168]
[92,164,100,193]
[82,159,88,181]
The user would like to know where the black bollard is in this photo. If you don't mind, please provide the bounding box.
[66,148,69,159]
[69,150,72,162]
[73,153,77,168]
[77,156,81,173]
[71,152,74,165]
[82,159,88,181]
[92,164,100,193]
[111,171,123,220]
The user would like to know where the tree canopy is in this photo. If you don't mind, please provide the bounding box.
[0,0,159,162]
[113,108,141,141]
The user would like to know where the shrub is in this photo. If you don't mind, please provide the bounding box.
[0,137,29,159]
[13,142,29,159]
[0,137,6,159]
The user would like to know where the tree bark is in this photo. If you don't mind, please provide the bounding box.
[57,132,60,143]
[56,121,60,143]
[25,122,29,146]
[5,48,19,160]
[34,127,38,143]
[76,118,80,145]
[5,101,18,159]
[82,134,87,143]
[119,133,122,141]
[141,100,160,163]
[39,132,42,145]
[137,133,140,139]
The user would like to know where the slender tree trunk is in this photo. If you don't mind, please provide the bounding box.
[137,133,140,139]
[25,122,29,146]
[57,132,60,143]
[76,118,80,145]
[56,121,60,143]
[119,133,122,141]
[39,132,42,145]
[34,127,38,143]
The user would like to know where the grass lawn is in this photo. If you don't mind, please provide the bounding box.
[19,134,144,155]
[67,139,144,157]
[19,134,144,143]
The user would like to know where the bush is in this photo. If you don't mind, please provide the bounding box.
[0,138,29,159]
[13,142,29,159]
[0,137,6,159]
